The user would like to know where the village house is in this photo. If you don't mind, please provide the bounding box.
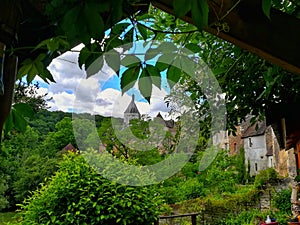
[213,115,286,177]
[266,103,300,179]
[241,118,276,176]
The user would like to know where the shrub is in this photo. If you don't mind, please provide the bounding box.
[0,175,8,211]
[179,178,206,199]
[219,208,265,225]
[13,154,58,203]
[272,188,292,214]
[254,168,279,188]
[17,153,163,225]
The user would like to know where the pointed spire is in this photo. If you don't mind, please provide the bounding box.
[124,94,140,114]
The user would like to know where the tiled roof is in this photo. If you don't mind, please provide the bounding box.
[241,120,267,138]
[63,143,76,151]
[155,112,175,128]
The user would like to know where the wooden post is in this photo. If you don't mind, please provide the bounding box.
[191,214,197,225]
[0,0,22,142]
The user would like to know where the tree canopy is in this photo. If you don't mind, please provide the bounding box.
[1,0,300,141]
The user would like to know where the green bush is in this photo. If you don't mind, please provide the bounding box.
[219,208,265,225]
[254,168,279,188]
[13,154,58,203]
[17,153,163,225]
[0,175,8,211]
[179,178,206,199]
[272,188,292,214]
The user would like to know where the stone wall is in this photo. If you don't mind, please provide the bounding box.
[287,148,298,179]
[229,125,244,155]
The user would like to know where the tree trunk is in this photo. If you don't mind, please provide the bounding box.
[0,0,22,143]
[0,54,18,143]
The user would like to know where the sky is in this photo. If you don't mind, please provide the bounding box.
[34,44,172,119]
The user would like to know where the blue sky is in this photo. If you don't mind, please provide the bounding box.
[34,42,172,119]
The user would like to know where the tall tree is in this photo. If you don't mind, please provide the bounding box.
[14,82,50,112]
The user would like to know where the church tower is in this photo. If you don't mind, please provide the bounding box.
[123,94,141,127]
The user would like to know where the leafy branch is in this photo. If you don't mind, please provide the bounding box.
[134,20,198,35]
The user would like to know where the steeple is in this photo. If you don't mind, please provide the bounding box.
[124,94,140,114]
[123,94,141,126]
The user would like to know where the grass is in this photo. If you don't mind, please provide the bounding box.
[0,212,17,225]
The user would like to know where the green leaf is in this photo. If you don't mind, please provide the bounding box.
[137,23,148,41]
[121,65,140,94]
[3,113,13,135]
[17,61,32,79]
[105,49,121,75]
[167,65,182,88]
[84,3,105,41]
[155,53,177,71]
[185,43,201,53]
[212,67,227,76]
[13,103,34,118]
[136,14,155,21]
[146,64,161,89]
[262,0,272,19]
[157,42,178,53]
[139,68,152,103]
[78,47,90,69]
[173,0,192,18]
[12,108,27,133]
[199,0,209,26]
[191,0,209,30]
[35,38,58,52]
[155,61,169,72]
[179,55,195,76]
[35,36,70,54]
[111,0,123,25]
[86,55,104,78]
[105,35,123,51]
[79,43,104,76]
[121,55,141,68]
[111,22,131,35]
[17,53,53,83]
[62,6,82,40]
[123,27,134,45]
[145,48,160,61]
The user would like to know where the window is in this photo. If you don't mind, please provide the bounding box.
[255,163,258,171]
[249,138,253,147]
[234,143,237,151]
[270,158,273,166]
[224,143,228,150]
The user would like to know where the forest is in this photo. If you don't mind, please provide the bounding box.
[0,107,294,224]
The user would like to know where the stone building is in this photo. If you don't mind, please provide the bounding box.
[228,125,244,155]
[212,130,229,150]
[212,116,285,177]
[241,119,275,176]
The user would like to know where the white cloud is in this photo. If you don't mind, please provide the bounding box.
[48,92,76,112]
[47,52,85,94]
[41,50,171,118]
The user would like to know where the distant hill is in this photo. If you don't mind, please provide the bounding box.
[28,110,109,137]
